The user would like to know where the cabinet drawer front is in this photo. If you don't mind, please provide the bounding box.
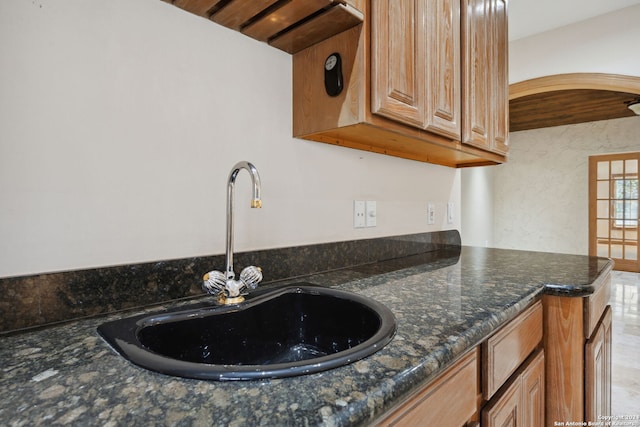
[377,348,479,426]
[483,300,543,399]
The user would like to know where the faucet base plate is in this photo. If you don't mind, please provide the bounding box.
[217,294,245,305]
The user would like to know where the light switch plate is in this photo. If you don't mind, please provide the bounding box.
[365,201,377,227]
[354,200,365,228]
[427,203,435,225]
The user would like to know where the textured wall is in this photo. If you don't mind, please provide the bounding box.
[492,117,640,255]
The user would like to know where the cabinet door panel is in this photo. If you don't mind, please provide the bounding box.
[372,0,427,128]
[521,350,545,427]
[585,306,612,422]
[483,349,545,427]
[462,0,508,154]
[490,0,508,154]
[462,0,489,148]
[483,378,521,427]
[425,0,461,139]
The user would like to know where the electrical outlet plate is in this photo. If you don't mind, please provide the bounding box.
[447,202,454,224]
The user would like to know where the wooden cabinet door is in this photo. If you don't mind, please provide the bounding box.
[372,0,427,128]
[489,0,508,154]
[424,0,461,139]
[521,350,545,427]
[461,0,490,149]
[462,0,508,154]
[372,0,461,139]
[585,306,612,422]
[483,378,521,427]
[483,349,545,427]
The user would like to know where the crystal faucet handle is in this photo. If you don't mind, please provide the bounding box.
[240,266,263,290]
[203,270,226,294]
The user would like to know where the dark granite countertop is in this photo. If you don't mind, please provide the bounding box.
[0,247,612,426]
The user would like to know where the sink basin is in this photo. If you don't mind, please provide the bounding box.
[97,284,396,381]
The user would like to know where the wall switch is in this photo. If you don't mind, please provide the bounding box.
[354,200,366,228]
[365,201,377,227]
[447,202,454,224]
[427,203,435,225]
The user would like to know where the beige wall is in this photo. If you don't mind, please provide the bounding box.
[0,0,460,278]
[461,166,494,248]
[471,117,640,255]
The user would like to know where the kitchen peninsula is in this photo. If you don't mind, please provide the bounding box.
[0,232,612,426]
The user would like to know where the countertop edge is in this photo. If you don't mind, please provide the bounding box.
[542,257,613,297]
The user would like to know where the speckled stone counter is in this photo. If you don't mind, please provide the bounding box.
[0,247,612,426]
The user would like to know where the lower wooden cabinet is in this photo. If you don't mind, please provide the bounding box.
[543,272,612,426]
[375,274,612,427]
[376,301,543,426]
[482,349,545,427]
[482,301,544,427]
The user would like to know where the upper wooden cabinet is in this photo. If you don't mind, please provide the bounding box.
[462,0,509,155]
[371,0,461,140]
[293,0,508,168]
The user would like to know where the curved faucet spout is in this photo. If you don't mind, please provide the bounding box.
[203,161,264,304]
[225,161,262,281]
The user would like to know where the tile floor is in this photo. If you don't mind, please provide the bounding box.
[611,270,640,416]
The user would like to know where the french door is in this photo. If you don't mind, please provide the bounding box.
[589,152,640,272]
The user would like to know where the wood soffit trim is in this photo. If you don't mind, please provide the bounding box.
[509,73,640,132]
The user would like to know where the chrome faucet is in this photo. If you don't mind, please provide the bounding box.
[203,161,263,304]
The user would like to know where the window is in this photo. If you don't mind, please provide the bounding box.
[613,176,638,228]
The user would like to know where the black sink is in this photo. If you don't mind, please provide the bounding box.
[97,284,396,380]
